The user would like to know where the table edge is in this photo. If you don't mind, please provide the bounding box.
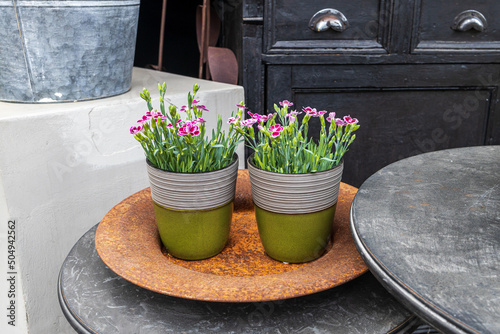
[349,205,480,334]
[58,229,98,334]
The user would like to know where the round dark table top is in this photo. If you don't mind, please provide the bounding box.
[58,224,418,334]
[351,146,500,334]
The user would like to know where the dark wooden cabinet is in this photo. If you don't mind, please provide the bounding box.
[222,0,500,187]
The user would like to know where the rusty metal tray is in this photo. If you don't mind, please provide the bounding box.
[95,170,368,302]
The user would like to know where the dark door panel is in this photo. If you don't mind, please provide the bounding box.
[292,88,490,187]
[265,64,497,187]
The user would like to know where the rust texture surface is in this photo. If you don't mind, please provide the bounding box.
[95,170,368,302]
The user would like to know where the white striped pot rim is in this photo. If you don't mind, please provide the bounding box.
[247,156,343,214]
[146,156,238,211]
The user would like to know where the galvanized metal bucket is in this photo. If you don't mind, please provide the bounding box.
[0,0,140,103]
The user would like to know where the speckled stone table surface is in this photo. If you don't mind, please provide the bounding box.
[350,146,500,334]
[58,225,419,334]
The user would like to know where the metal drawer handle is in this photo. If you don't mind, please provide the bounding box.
[309,9,349,32]
[452,10,487,32]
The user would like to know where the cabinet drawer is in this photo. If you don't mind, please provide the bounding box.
[264,0,389,53]
[414,0,500,52]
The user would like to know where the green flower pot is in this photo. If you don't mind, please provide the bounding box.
[146,155,238,260]
[248,155,343,263]
[153,201,233,260]
[254,204,337,263]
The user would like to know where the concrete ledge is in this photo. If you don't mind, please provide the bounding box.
[0,67,244,334]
